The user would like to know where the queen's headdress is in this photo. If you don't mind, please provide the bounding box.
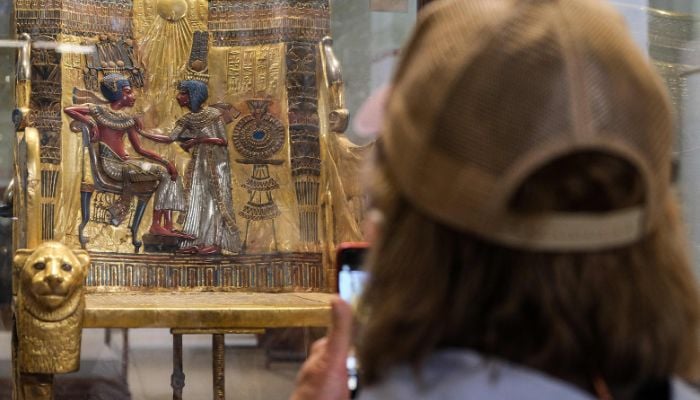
[182,31,210,84]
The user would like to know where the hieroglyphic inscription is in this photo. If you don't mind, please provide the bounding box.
[15,0,62,36]
[242,49,255,94]
[16,0,133,38]
[63,47,83,70]
[227,46,282,97]
[62,0,133,37]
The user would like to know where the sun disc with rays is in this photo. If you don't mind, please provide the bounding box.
[157,0,188,22]
[138,0,207,128]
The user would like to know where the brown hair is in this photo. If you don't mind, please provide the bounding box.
[358,150,700,395]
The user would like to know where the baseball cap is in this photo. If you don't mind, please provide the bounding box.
[381,0,674,250]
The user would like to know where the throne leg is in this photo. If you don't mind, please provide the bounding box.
[79,191,92,249]
[213,334,225,400]
[19,374,53,400]
[171,333,185,400]
[131,196,150,253]
[12,316,18,400]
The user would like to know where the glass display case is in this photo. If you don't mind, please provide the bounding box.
[2,0,700,399]
[613,1,700,273]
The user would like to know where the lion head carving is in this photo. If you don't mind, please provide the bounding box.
[13,242,90,374]
[14,242,89,321]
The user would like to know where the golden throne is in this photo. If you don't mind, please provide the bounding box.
[10,0,367,398]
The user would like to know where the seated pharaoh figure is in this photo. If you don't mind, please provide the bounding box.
[64,73,193,239]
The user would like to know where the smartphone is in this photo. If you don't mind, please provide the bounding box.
[337,242,369,305]
[336,242,369,399]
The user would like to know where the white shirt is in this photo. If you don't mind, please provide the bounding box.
[358,350,700,400]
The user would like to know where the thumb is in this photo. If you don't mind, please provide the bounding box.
[326,297,353,359]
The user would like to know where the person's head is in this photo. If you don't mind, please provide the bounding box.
[100,73,134,107]
[177,80,208,112]
[358,0,700,393]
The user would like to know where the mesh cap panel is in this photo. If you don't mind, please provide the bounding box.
[433,3,570,177]
[381,0,673,250]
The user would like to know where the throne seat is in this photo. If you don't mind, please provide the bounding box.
[82,292,333,329]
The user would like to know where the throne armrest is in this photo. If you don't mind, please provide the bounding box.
[320,36,349,133]
[14,127,42,251]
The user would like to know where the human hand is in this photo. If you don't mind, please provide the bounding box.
[89,125,100,141]
[290,298,353,400]
[166,162,178,181]
[209,138,226,146]
[180,138,198,152]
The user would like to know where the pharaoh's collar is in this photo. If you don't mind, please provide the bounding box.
[88,104,135,130]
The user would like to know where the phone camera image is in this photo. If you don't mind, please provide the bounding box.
[339,266,368,305]
[335,243,369,399]
[336,244,369,306]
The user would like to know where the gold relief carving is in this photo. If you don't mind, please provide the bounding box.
[255,48,269,93]
[84,252,323,291]
[24,127,42,249]
[59,35,82,88]
[60,0,132,37]
[133,0,156,39]
[15,0,62,36]
[242,49,255,95]
[61,43,82,71]
[227,49,241,93]
[156,0,189,22]
[195,0,209,26]
[227,45,283,97]
[135,0,207,129]
[320,37,348,133]
[269,46,281,92]
[209,0,330,47]
[134,0,206,37]
[14,242,89,374]
[16,0,364,279]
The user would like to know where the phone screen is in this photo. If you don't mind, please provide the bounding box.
[335,243,368,399]
[337,245,368,305]
[338,265,368,305]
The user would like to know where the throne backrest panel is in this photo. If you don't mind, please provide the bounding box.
[15,0,364,293]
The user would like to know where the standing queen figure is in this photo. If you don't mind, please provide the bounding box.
[171,77,242,255]
[161,32,242,255]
